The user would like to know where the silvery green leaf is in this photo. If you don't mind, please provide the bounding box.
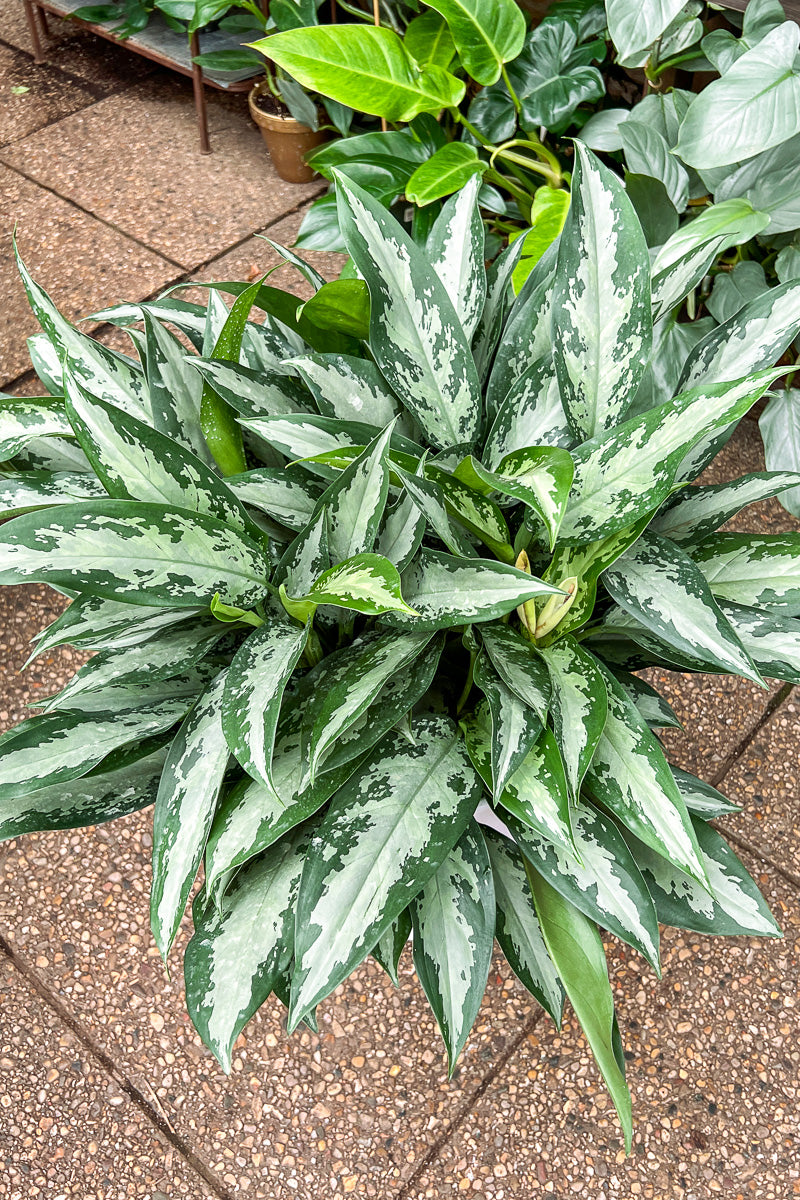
[288,353,401,427]
[185,822,311,1071]
[485,255,555,419]
[620,123,688,211]
[759,390,800,518]
[706,262,771,325]
[471,237,526,383]
[671,766,740,819]
[0,698,186,802]
[479,623,551,723]
[559,370,783,545]
[552,143,652,441]
[294,553,416,616]
[258,235,326,292]
[334,172,481,450]
[679,281,800,395]
[509,799,661,973]
[274,508,328,596]
[604,533,763,685]
[467,446,574,549]
[314,424,392,563]
[484,358,573,469]
[240,413,377,469]
[482,826,563,1024]
[691,532,800,613]
[0,397,72,460]
[27,331,63,394]
[15,436,90,474]
[91,298,205,346]
[584,667,708,886]
[631,314,715,418]
[289,713,483,1026]
[675,23,800,169]
[0,471,106,520]
[538,636,607,798]
[611,671,681,731]
[371,909,412,986]
[377,491,426,572]
[473,653,541,801]
[64,373,259,539]
[652,471,800,544]
[303,629,432,777]
[606,0,686,64]
[47,671,211,715]
[718,599,800,685]
[577,107,629,152]
[624,820,781,938]
[411,820,494,1072]
[151,672,231,958]
[221,622,309,790]
[395,466,477,558]
[226,467,322,532]
[30,593,200,658]
[462,704,573,858]
[713,133,800,236]
[426,465,512,558]
[525,866,632,1152]
[141,314,213,464]
[0,500,270,609]
[426,175,486,342]
[392,549,563,631]
[188,358,308,420]
[650,200,769,322]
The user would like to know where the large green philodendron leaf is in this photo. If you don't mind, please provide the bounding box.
[406,143,487,208]
[605,0,687,65]
[483,826,564,1025]
[526,866,633,1152]
[289,714,482,1026]
[334,173,481,451]
[0,500,271,609]
[185,822,311,1072]
[151,672,231,958]
[425,0,526,85]
[411,820,495,1072]
[254,25,465,121]
[676,22,800,169]
[552,144,652,442]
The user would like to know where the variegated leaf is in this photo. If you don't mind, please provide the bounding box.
[0,698,186,802]
[64,373,258,538]
[274,508,328,596]
[0,501,271,609]
[226,467,322,533]
[485,251,556,419]
[471,237,526,383]
[371,909,412,986]
[651,472,800,545]
[289,713,483,1026]
[377,491,426,572]
[315,424,393,563]
[0,471,105,520]
[188,358,308,420]
[671,767,741,819]
[538,636,607,798]
[552,143,652,441]
[411,820,494,1072]
[334,172,481,450]
[718,599,800,684]
[473,653,541,801]
[0,397,72,460]
[292,553,417,616]
[624,820,781,938]
[691,532,800,613]
[467,447,574,549]
[288,352,401,427]
[0,746,167,842]
[583,667,708,886]
[604,533,763,684]
[239,413,374,467]
[390,549,563,631]
[30,594,200,657]
[526,867,633,1152]
[479,624,551,723]
[151,672,231,958]
[462,704,574,859]
[185,823,311,1071]
[508,802,660,973]
[484,358,573,470]
[141,314,213,463]
[426,175,487,341]
[221,622,309,790]
[425,465,512,559]
[482,826,564,1024]
[559,370,783,545]
[396,467,477,558]
[614,671,681,731]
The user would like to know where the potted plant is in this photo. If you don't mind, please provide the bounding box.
[2,154,799,1148]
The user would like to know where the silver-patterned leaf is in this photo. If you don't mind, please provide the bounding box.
[226,466,322,532]
[473,653,541,801]
[426,175,487,341]
[378,490,426,571]
[484,358,573,469]
[295,553,416,616]
[314,424,393,563]
[274,507,328,595]
[151,672,231,958]
[396,467,478,558]
[671,767,741,819]
[411,820,494,1072]
[141,314,213,463]
[552,143,652,440]
[371,909,412,986]
[467,447,574,549]
[691,532,800,613]
[471,237,526,383]
[479,624,551,723]
[288,352,401,427]
[651,471,800,544]
[334,172,481,450]
[289,713,483,1027]
[485,252,556,420]
[0,471,106,520]
[718,599,800,684]
[188,358,308,420]
[538,636,607,798]
[759,389,800,518]
[30,594,200,657]
[0,397,72,460]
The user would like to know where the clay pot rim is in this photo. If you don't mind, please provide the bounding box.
[248,78,320,134]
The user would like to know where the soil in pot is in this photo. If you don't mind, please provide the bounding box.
[248,82,329,184]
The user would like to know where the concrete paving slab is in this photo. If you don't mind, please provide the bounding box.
[0,42,99,147]
[2,6,160,88]
[0,76,325,270]
[407,861,800,1200]
[1,163,176,385]
[0,954,216,1199]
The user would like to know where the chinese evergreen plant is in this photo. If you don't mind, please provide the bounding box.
[3,151,800,1147]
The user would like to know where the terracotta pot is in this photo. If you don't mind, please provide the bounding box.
[248,80,328,183]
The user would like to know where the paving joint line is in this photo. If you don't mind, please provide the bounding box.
[714,825,800,889]
[0,930,237,1200]
[708,681,794,789]
[395,1009,545,1199]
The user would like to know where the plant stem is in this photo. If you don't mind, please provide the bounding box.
[501,64,523,115]
[453,109,494,150]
